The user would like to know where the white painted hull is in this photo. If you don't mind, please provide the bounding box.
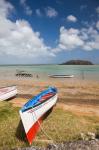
[19,93,58,144]
[0,86,17,101]
[49,75,74,78]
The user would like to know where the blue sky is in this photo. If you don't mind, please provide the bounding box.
[0,0,99,64]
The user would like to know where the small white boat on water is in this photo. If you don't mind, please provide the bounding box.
[49,74,74,78]
[0,85,17,101]
[19,87,58,145]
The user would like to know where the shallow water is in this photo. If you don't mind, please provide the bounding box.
[0,65,99,81]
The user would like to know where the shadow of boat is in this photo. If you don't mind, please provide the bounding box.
[16,120,28,143]
[5,95,18,101]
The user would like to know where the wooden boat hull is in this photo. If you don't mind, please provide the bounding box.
[19,87,57,145]
[0,86,17,101]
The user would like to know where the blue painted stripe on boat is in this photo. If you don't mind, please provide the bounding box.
[21,87,57,112]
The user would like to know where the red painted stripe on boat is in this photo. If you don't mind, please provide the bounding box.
[40,93,54,102]
[26,117,42,145]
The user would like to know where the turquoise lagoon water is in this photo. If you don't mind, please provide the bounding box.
[0,65,99,81]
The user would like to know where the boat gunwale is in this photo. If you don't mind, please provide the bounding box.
[21,93,56,112]
[0,86,17,96]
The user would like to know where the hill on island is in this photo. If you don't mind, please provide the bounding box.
[60,60,93,65]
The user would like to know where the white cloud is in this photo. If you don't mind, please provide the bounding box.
[96,21,99,30]
[20,0,25,4]
[45,7,58,18]
[25,6,32,16]
[53,23,99,53]
[1,0,99,63]
[36,9,42,17]
[0,0,55,59]
[0,20,54,57]
[80,5,87,10]
[36,7,58,18]
[58,27,83,50]
[20,0,32,15]
[96,6,99,13]
[67,15,77,22]
[0,0,14,17]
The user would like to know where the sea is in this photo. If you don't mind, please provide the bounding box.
[0,65,99,81]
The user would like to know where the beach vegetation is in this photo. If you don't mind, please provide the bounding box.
[0,102,99,149]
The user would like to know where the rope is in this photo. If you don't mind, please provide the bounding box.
[33,110,54,143]
[33,107,63,149]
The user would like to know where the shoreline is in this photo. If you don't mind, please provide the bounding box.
[0,64,99,82]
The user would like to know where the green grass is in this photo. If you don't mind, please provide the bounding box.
[0,102,99,149]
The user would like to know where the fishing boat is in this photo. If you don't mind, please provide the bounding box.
[19,87,58,145]
[0,85,17,101]
[49,74,74,78]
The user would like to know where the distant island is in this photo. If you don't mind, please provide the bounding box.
[60,60,93,65]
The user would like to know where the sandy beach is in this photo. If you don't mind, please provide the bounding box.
[0,76,99,116]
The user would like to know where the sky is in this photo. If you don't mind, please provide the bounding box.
[0,0,99,64]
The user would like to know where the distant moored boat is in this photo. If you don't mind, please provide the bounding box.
[48,74,74,78]
[0,85,17,101]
